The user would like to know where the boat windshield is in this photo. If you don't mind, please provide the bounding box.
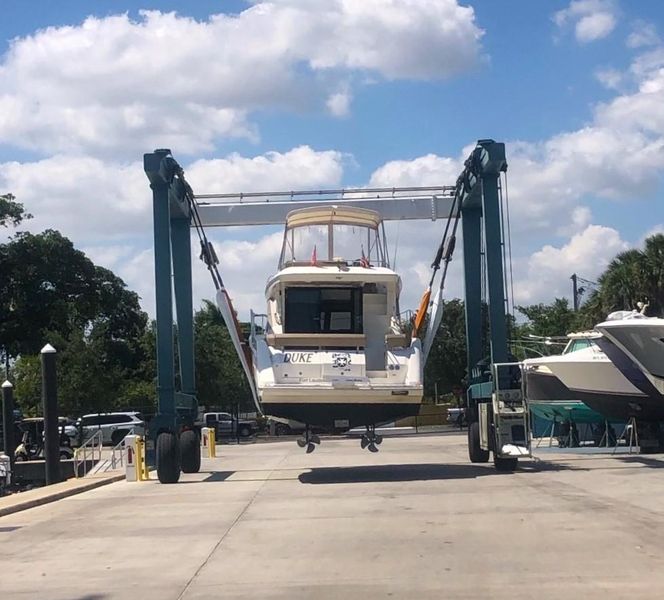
[279,210,389,268]
[563,338,597,354]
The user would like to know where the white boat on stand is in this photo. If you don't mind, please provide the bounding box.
[246,206,424,451]
[595,310,664,400]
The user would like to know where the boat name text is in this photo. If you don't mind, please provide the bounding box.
[283,352,314,363]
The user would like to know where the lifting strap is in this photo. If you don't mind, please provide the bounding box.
[181,174,261,411]
[412,189,462,364]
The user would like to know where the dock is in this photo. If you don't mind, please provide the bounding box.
[3,432,664,599]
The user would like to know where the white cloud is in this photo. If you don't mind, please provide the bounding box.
[595,67,623,89]
[186,146,346,193]
[362,39,664,307]
[626,21,660,49]
[554,0,617,43]
[0,146,348,316]
[369,153,463,187]
[0,1,483,156]
[326,88,352,118]
[640,223,664,244]
[516,225,628,303]
[0,156,148,242]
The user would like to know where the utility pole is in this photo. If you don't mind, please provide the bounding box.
[571,273,579,311]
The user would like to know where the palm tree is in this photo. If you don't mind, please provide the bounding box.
[642,234,664,314]
[582,234,664,320]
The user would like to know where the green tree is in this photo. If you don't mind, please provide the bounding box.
[12,355,41,416]
[194,300,252,412]
[424,299,471,398]
[0,193,31,228]
[578,233,664,325]
[2,229,152,417]
[0,230,147,358]
[516,298,577,338]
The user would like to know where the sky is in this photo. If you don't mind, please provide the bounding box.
[1,0,663,318]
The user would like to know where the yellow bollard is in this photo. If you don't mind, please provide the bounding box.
[135,437,150,481]
[209,428,216,458]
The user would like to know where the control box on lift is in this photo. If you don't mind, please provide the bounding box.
[471,363,530,471]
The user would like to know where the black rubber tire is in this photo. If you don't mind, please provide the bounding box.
[111,429,128,446]
[275,423,290,436]
[180,429,201,473]
[156,431,181,484]
[468,421,489,463]
[494,456,518,472]
[239,426,251,438]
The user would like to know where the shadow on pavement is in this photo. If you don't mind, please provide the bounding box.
[616,455,664,468]
[297,461,575,484]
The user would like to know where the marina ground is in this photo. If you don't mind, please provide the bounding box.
[2,431,664,599]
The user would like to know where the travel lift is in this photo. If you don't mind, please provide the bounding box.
[144,139,530,483]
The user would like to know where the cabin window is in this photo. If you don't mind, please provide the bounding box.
[285,287,363,334]
[565,339,595,353]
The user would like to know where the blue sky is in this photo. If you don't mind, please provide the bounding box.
[1,0,663,315]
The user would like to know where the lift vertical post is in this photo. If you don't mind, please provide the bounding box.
[171,216,196,398]
[459,140,509,378]
[461,205,483,414]
[146,150,177,433]
[480,170,509,366]
[144,149,201,483]
[460,141,528,471]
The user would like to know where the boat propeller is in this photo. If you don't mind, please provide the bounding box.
[296,429,321,453]
[361,426,383,452]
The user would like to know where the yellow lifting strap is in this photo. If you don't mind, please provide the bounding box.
[412,287,431,339]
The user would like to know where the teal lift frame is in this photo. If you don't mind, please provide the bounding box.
[143,140,509,438]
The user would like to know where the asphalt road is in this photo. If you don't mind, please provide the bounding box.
[2,432,664,599]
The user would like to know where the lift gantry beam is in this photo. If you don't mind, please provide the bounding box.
[195,187,456,227]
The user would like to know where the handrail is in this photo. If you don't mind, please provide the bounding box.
[250,311,269,344]
[108,431,132,470]
[73,430,103,478]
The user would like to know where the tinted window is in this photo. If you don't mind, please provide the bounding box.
[285,287,362,334]
[81,415,103,426]
[567,339,592,353]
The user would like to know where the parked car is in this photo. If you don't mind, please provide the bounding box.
[202,412,257,438]
[265,416,307,436]
[65,412,145,446]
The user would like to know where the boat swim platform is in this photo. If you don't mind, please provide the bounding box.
[4,432,664,599]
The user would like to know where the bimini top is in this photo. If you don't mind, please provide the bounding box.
[286,206,382,229]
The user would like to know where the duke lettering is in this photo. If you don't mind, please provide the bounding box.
[283,352,314,363]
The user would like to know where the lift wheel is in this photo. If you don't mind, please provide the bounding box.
[156,431,181,484]
[180,429,201,473]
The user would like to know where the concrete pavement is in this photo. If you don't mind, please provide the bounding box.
[2,432,664,599]
[0,470,125,517]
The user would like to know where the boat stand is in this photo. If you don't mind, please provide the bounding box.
[535,418,557,449]
[613,417,639,454]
